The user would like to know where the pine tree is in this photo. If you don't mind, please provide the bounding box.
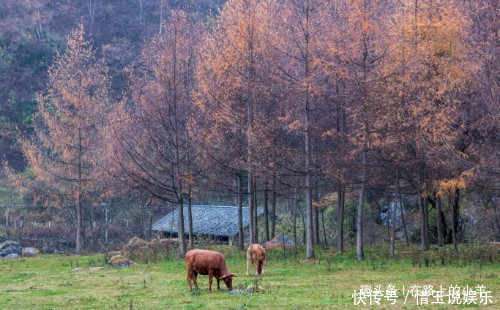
[21,24,109,252]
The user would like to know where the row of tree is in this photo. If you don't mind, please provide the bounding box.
[5,0,498,259]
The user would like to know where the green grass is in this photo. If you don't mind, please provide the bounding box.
[0,246,498,309]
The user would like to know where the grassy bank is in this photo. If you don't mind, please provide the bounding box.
[0,245,498,309]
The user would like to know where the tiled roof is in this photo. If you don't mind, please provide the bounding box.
[152,205,264,237]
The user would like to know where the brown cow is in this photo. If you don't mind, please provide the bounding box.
[246,244,266,276]
[185,249,235,292]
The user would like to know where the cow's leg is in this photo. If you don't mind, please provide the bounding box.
[246,259,250,276]
[217,278,221,290]
[193,271,198,290]
[208,271,213,293]
[254,262,259,276]
[261,261,265,275]
[187,269,193,291]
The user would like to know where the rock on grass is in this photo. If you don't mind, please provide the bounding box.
[108,255,137,268]
[0,240,22,257]
[22,247,41,257]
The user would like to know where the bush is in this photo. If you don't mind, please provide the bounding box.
[125,238,178,263]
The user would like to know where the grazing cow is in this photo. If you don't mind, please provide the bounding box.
[185,249,235,292]
[246,244,266,276]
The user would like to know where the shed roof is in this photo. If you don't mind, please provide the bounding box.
[152,205,264,237]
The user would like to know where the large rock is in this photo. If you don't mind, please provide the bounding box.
[108,255,137,267]
[22,247,41,257]
[0,240,22,257]
[123,237,150,261]
[247,285,256,293]
[4,253,20,259]
[104,251,125,263]
[0,240,20,250]
[89,267,104,272]
[108,255,128,265]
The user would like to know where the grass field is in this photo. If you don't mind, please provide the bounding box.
[0,245,498,309]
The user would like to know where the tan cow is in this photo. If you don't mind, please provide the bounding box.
[246,244,266,276]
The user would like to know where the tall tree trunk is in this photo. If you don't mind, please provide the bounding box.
[356,151,367,261]
[314,182,320,246]
[148,210,153,240]
[264,182,270,241]
[451,188,460,254]
[245,7,256,246]
[293,192,298,251]
[301,2,314,259]
[301,199,306,246]
[90,203,95,245]
[271,177,277,238]
[104,203,109,248]
[314,204,320,246]
[248,171,255,244]
[5,205,10,238]
[76,128,83,253]
[356,0,372,261]
[177,199,186,257]
[321,208,327,248]
[417,173,429,251]
[390,195,398,258]
[335,77,346,253]
[238,174,244,250]
[187,185,194,249]
[253,177,258,244]
[146,198,153,241]
[418,195,430,251]
[492,200,500,242]
[436,193,444,247]
[305,155,314,258]
[337,183,345,253]
[396,175,409,247]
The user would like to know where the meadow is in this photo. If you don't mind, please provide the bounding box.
[0,245,498,309]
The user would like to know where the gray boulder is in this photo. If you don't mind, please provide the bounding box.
[22,247,41,257]
[4,253,20,259]
[0,240,22,257]
[108,255,137,267]
[0,240,20,250]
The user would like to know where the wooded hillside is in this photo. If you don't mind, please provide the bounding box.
[1,0,498,259]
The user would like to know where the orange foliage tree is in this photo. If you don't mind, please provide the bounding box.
[104,12,202,257]
[16,24,110,252]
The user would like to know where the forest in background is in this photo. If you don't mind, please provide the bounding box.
[0,0,498,260]
[0,0,222,168]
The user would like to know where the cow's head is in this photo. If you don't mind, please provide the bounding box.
[220,273,235,291]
